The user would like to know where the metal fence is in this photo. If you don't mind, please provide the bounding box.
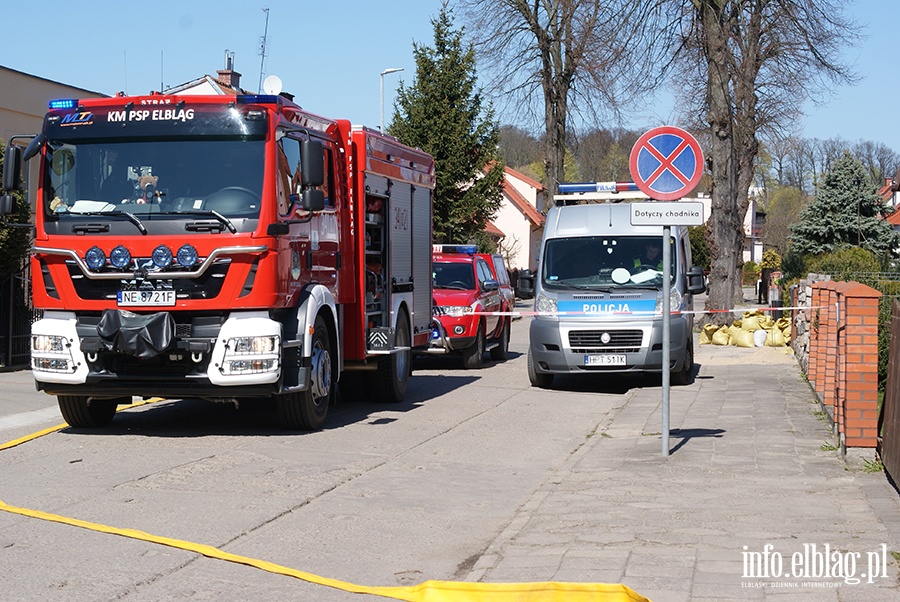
[0,264,38,369]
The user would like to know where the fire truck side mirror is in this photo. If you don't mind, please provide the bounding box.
[2,144,22,192]
[301,189,326,212]
[301,139,324,188]
[0,194,12,216]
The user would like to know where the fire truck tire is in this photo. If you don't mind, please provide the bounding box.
[489,318,510,361]
[372,309,411,403]
[461,323,485,369]
[57,395,119,428]
[276,315,333,430]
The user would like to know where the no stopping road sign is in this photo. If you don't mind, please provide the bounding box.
[629,126,704,201]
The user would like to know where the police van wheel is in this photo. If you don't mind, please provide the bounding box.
[527,349,554,388]
[57,395,118,428]
[277,316,333,430]
[671,340,694,386]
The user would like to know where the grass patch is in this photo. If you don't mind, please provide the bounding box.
[820,440,840,451]
[862,457,884,473]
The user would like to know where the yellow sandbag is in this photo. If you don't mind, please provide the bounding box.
[731,329,756,348]
[758,315,774,330]
[766,328,786,347]
[699,323,719,345]
[732,318,743,329]
[741,315,761,331]
[711,326,731,346]
[776,317,790,330]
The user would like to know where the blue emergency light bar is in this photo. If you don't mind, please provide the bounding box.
[48,99,78,110]
[558,182,640,194]
[235,94,280,104]
[434,244,477,255]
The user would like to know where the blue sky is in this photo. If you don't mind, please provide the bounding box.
[2,0,895,150]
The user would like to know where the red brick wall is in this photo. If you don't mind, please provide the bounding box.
[808,281,881,448]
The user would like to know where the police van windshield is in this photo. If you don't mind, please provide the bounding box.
[541,235,675,290]
[43,139,264,219]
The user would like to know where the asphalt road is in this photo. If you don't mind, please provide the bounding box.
[0,315,643,601]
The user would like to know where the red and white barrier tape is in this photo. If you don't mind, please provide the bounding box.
[452,305,825,318]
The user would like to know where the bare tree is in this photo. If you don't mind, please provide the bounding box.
[655,0,860,320]
[456,1,657,198]
[499,125,542,169]
[851,139,900,186]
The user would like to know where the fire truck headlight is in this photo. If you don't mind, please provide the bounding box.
[110,245,132,269]
[33,334,67,353]
[152,245,173,268]
[85,246,106,270]
[177,244,199,267]
[224,359,277,373]
[32,334,75,374]
[229,335,279,354]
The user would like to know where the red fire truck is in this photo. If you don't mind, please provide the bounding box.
[0,91,434,430]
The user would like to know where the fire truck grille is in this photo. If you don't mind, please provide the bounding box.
[568,329,643,353]
[66,260,230,301]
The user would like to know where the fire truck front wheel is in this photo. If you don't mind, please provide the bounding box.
[57,395,123,428]
[276,316,334,430]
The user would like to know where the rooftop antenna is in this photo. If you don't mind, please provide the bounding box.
[257,7,270,93]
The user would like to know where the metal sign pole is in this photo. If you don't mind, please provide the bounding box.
[661,225,671,457]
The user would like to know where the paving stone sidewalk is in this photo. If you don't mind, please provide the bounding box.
[468,341,900,601]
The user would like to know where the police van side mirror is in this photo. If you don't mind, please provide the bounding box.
[686,265,706,294]
[0,194,12,216]
[301,139,324,188]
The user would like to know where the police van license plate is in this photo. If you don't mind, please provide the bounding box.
[117,290,176,306]
[584,354,626,366]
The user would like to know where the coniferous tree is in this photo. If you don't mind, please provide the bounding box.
[390,5,504,245]
[790,152,899,257]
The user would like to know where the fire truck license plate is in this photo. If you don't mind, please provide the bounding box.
[584,354,626,366]
[117,290,176,306]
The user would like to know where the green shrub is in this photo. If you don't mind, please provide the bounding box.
[807,246,880,279]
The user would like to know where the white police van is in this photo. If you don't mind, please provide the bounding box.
[527,193,706,388]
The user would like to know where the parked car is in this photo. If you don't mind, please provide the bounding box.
[429,245,512,368]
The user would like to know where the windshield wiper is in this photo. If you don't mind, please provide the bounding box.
[549,283,598,291]
[71,210,147,235]
[164,210,237,234]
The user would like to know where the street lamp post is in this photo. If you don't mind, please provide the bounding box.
[380,68,404,133]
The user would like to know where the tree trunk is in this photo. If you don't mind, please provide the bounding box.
[701,1,741,325]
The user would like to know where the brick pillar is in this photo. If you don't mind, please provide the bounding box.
[831,282,855,432]
[838,283,882,447]
[807,283,825,392]
[821,282,840,408]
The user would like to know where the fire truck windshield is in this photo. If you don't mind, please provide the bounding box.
[43,139,265,221]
